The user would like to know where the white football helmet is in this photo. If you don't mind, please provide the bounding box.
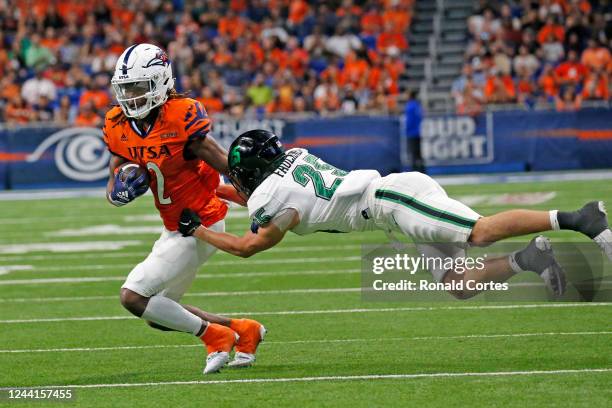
[111,43,175,119]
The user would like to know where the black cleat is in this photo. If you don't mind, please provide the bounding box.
[576,201,612,261]
[512,236,567,297]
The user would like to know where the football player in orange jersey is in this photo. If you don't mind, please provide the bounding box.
[103,44,264,374]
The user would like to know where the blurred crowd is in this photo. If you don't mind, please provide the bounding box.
[453,0,612,114]
[0,0,414,125]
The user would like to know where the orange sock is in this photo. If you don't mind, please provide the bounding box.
[200,323,236,354]
[230,319,263,353]
[229,319,246,333]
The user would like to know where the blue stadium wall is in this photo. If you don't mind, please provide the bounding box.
[1,108,611,190]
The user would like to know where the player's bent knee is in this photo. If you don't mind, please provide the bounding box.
[119,288,149,317]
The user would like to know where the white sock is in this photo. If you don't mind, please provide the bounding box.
[142,295,202,335]
[549,210,560,230]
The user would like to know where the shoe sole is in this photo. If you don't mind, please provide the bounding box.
[535,236,566,297]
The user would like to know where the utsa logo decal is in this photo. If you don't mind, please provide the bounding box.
[128,145,172,160]
[142,51,170,68]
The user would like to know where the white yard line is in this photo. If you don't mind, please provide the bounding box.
[0,303,610,324]
[0,244,363,262]
[0,268,361,286]
[0,288,361,303]
[4,256,361,273]
[2,368,610,389]
[1,331,610,354]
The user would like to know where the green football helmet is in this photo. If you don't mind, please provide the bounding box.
[227,129,285,198]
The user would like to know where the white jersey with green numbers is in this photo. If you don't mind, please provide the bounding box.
[247,148,381,235]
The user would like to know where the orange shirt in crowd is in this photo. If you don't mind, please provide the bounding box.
[517,78,535,94]
[361,11,383,35]
[341,57,369,86]
[213,49,233,67]
[581,47,612,71]
[277,84,295,111]
[288,0,309,25]
[74,112,102,126]
[484,75,516,100]
[218,15,247,40]
[0,82,20,101]
[582,74,609,100]
[5,103,34,124]
[269,48,289,69]
[382,9,412,33]
[537,24,565,44]
[377,32,408,51]
[555,61,588,83]
[79,89,111,110]
[539,72,558,97]
[197,97,224,114]
[384,59,405,81]
[337,4,362,17]
[286,47,309,76]
[368,66,383,90]
[230,0,247,13]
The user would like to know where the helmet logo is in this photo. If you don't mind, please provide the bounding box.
[142,51,170,68]
[230,146,241,167]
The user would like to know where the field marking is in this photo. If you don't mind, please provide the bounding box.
[3,256,361,273]
[3,368,610,389]
[0,268,361,286]
[0,265,33,276]
[1,331,610,354]
[0,288,361,303]
[0,241,144,255]
[0,244,363,262]
[0,303,610,324]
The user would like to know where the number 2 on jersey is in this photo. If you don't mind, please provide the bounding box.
[146,162,172,204]
[292,155,347,200]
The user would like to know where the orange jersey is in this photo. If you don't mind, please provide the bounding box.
[103,98,227,230]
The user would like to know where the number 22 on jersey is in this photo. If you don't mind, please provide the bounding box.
[292,154,347,200]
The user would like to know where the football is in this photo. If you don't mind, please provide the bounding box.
[116,162,150,189]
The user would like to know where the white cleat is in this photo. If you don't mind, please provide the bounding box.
[203,351,230,374]
[227,351,256,368]
[227,325,266,368]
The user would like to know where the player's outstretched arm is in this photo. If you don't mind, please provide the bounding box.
[179,208,298,257]
[187,135,229,175]
[216,184,247,206]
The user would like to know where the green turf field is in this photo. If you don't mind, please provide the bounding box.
[0,179,611,407]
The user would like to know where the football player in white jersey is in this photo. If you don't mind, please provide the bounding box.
[179,130,612,299]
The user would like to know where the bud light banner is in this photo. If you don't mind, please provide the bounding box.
[420,114,494,166]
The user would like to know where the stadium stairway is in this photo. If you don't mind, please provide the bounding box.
[402,0,472,112]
